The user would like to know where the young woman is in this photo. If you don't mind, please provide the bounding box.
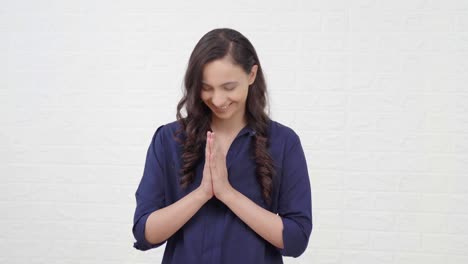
[132,28,312,263]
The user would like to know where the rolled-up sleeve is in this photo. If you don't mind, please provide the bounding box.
[277,132,313,257]
[132,125,167,251]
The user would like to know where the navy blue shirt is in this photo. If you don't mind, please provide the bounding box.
[132,119,312,263]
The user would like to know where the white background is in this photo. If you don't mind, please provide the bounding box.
[1,0,468,263]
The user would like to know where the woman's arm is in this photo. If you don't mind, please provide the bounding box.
[207,131,311,256]
[207,131,284,248]
[145,131,214,244]
[145,187,210,244]
[218,188,284,249]
[135,129,214,248]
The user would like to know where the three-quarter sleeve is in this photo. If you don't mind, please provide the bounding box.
[132,125,167,251]
[277,132,313,257]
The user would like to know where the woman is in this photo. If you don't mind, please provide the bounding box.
[132,28,312,263]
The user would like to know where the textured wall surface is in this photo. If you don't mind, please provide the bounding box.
[1,0,467,263]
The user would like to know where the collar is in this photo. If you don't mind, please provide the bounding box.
[236,124,256,138]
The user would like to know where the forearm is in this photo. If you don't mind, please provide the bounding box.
[219,187,284,249]
[145,188,210,244]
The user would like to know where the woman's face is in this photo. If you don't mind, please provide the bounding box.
[200,56,257,123]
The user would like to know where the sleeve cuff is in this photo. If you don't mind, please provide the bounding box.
[133,212,166,251]
[278,216,309,257]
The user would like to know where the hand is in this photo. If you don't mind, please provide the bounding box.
[208,132,233,201]
[198,131,214,201]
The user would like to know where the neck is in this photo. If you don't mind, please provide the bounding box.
[211,113,247,135]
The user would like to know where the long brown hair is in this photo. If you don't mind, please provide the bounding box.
[175,28,275,205]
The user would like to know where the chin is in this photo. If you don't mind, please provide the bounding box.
[212,112,233,120]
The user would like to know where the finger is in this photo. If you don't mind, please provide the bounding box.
[206,131,213,153]
[210,150,216,169]
[211,132,216,155]
[205,131,211,164]
[206,131,210,153]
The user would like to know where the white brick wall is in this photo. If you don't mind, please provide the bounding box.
[1,0,467,263]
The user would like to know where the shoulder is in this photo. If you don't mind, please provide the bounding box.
[152,120,182,136]
[267,119,301,150]
[149,120,184,146]
[268,119,300,142]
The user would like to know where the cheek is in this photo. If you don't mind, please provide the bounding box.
[234,88,249,102]
[200,91,209,101]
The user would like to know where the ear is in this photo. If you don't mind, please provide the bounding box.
[248,65,258,86]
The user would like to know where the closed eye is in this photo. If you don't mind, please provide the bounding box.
[224,85,237,91]
[202,81,239,91]
[201,85,212,91]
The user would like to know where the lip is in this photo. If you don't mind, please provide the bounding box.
[214,103,232,113]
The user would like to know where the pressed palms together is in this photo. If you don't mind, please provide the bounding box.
[200,131,233,201]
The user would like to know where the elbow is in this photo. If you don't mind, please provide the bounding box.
[132,223,151,251]
[132,213,166,251]
[281,234,308,258]
[279,217,312,257]
[143,226,167,247]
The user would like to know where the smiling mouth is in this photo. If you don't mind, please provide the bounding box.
[215,103,232,112]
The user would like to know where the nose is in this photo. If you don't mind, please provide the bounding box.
[211,91,227,107]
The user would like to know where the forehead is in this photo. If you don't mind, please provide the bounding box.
[202,58,246,84]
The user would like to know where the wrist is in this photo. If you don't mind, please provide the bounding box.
[194,187,212,203]
[218,185,236,204]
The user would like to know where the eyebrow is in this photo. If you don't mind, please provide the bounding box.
[201,81,239,87]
